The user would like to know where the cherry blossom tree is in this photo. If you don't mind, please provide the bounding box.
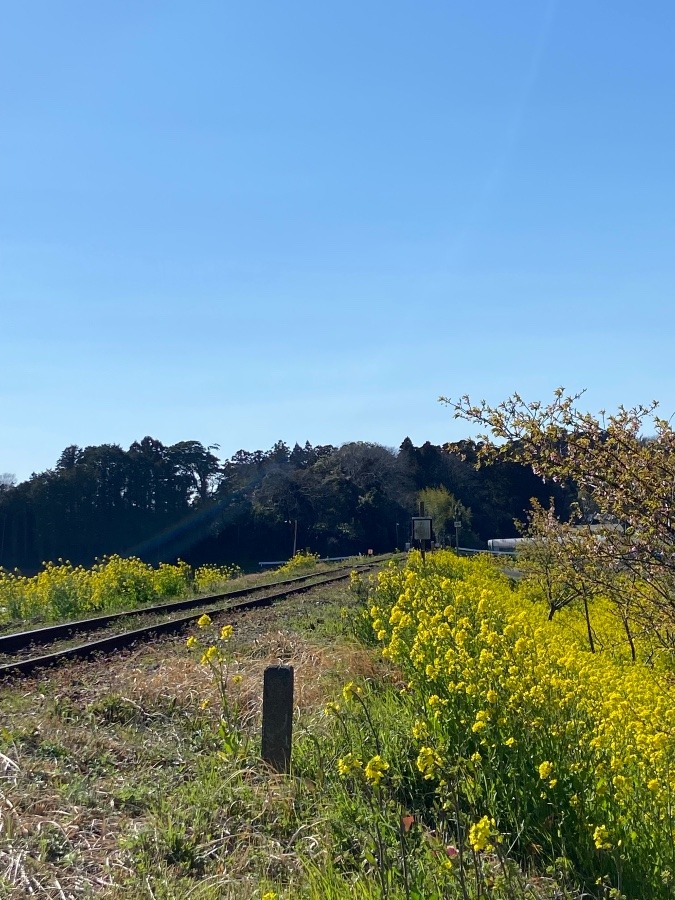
[442,388,675,651]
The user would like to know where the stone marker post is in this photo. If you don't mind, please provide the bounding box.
[261,665,294,773]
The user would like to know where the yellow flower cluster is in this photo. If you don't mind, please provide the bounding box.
[369,550,675,879]
[276,551,320,575]
[200,645,220,665]
[0,555,242,625]
[337,753,363,777]
[468,815,495,852]
[593,824,612,851]
[336,752,389,786]
[364,754,389,786]
[538,761,553,780]
[193,563,242,594]
[342,681,362,702]
[416,746,443,780]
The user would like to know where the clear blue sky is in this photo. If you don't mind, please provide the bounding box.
[2,1,674,484]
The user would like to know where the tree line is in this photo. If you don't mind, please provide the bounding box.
[0,435,568,573]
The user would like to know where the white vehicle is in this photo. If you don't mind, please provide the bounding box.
[486,538,532,553]
[487,524,623,554]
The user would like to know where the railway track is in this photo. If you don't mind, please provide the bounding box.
[0,562,381,680]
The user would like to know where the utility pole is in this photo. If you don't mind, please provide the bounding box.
[285,518,299,557]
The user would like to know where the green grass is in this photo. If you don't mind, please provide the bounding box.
[0,567,579,899]
[0,552,385,634]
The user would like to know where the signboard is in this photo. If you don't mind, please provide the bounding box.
[412,517,432,542]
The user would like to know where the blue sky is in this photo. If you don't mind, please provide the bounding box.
[2,1,674,483]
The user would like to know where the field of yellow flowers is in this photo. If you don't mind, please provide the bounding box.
[365,550,675,898]
[0,556,241,625]
[5,548,673,897]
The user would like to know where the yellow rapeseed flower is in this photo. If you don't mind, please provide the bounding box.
[220,624,234,640]
[200,645,219,665]
[364,754,389,786]
[416,746,443,779]
[365,547,675,878]
[337,753,362,777]
[197,613,212,628]
[538,760,553,780]
[412,719,429,740]
[342,681,362,701]
[593,824,612,850]
[468,815,494,852]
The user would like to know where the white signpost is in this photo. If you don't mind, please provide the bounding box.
[411,516,433,559]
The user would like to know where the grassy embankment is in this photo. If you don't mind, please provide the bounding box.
[2,550,674,898]
[0,550,369,630]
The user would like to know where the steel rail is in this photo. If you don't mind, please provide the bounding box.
[0,564,379,680]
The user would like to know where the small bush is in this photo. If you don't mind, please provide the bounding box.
[276,551,321,576]
[193,563,243,594]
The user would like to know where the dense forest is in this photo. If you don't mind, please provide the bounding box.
[0,436,570,573]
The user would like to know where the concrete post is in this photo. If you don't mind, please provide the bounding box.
[261,665,294,772]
